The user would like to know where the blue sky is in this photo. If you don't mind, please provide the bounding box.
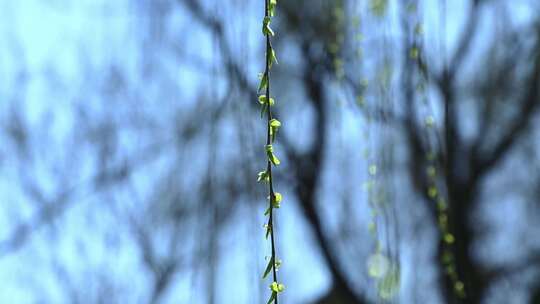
[0,0,539,303]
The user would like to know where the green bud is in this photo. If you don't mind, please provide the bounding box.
[259,95,275,106]
[262,16,274,36]
[444,233,455,244]
[265,144,280,165]
[269,119,281,142]
[270,282,285,293]
[268,192,282,208]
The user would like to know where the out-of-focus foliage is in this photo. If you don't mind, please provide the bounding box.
[1,0,540,304]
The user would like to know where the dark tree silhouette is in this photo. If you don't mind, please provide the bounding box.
[1,0,540,303]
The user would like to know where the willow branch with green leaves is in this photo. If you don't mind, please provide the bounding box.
[257,0,284,303]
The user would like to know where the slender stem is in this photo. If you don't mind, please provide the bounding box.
[263,0,279,302]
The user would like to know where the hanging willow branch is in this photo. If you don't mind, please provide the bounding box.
[257,0,284,303]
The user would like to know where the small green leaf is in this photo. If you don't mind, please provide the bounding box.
[264,206,271,216]
[266,292,276,304]
[258,170,270,183]
[269,154,280,165]
[269,48,278,68]
[262,256,274,279]
[262,16,274,36]
[265,144,280,166]
[269,0,277,16]
[264,223,272,239]
[258,73,268,93]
